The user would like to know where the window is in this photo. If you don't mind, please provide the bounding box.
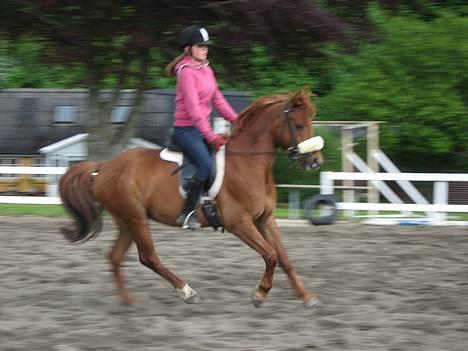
[53,105,77,124]
[111,106,132,124]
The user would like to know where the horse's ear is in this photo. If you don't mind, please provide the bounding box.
[292,86,312,106]
[301,86,316,98]
[290,91,301,105]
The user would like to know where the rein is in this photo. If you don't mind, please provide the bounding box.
[225,149,276,156]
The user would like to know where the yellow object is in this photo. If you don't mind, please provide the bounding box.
[0,157,47,194]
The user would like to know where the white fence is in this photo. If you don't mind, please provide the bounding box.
[0,166,65,204]
[2,167,468,224]
[321,171,468,222]
[0,167,322,207]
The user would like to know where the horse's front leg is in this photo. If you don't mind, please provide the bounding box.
[257,216,318,308]
[226,218,278,307]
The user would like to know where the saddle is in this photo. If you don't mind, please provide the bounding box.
[160,137,226,230]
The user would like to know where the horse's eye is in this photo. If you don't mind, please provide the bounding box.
[295,124,304,130]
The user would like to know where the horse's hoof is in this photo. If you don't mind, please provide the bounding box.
[176,283,202,304]
[184,293,203,304]
[304,296,319,309]
[250,291,264,308]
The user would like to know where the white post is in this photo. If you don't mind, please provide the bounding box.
[320,172,334,195]
[341,128,354,217]
[367,123,380,216]
[288,190,300,219]
[432,181,448,222]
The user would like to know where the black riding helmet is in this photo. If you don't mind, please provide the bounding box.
[179,25,212,48]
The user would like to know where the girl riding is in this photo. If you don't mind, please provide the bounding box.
[166,25,238,229]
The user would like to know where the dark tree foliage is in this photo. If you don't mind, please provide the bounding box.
[0,1,352,76]
[205,1,348,52]
[321,0,466,21]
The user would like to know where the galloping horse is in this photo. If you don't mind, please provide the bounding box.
[59,88,324,307]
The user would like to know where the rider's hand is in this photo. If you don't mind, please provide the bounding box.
[210,134,228,152]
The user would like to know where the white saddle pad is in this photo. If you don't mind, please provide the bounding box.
[160,146,226,200]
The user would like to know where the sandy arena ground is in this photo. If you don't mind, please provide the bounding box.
[0,216,467,351]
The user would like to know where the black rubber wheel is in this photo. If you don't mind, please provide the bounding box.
[304,194,338,225]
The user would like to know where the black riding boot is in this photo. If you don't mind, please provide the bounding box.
[177,178,204,230]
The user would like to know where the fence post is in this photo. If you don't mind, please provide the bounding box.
[320,172,334,195]
[288,190,300,219]
[341,128,354,217]
[432,181,448,222]
[367,123,380,216]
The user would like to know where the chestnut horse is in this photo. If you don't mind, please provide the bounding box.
[59,88,324,308]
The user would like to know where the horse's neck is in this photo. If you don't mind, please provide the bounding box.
[232,110,275,144]
[227,116,277,171]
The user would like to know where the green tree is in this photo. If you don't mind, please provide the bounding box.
[0,37,85,88]
[320,7,468,171]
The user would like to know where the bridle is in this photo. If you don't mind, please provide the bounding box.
[226,100,314,165]
[281,100,306,161]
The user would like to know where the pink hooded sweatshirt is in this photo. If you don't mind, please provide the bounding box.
[173,56,237,143]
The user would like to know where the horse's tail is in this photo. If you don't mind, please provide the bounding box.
[59,161,103,243]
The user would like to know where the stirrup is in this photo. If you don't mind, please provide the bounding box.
[181,210,201,230]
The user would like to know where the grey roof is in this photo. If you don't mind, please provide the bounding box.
[0,89,251,155]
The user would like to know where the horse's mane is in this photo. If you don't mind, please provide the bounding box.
[231,88,316,138]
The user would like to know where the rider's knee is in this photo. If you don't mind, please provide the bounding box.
[198,164,212,181]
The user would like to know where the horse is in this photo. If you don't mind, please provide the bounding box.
[58,88,324,308]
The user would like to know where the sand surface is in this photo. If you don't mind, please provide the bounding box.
[1,216,467,351]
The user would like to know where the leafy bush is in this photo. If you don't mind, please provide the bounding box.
[320,7,468,171]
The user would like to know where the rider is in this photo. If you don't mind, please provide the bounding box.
[166,25,238,230]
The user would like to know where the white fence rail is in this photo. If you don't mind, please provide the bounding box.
[0,166,67,175]
[0,167,326,209]
[0,166,65,204]
[320,172,468,221]
[2,168,468,221]
[0,196,62,205]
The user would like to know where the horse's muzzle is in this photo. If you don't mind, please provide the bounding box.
[302,151,324,171]
[288,148,324,171]
[291,136,324,170]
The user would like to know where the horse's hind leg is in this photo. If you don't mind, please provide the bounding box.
[108,219,135,304]
[228,219,278,308]
[257,216,318,308]
[127,217,202,304]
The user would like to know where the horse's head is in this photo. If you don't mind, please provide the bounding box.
[272,89,324,170]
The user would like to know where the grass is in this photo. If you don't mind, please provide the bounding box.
[0,204,467,221]
[0,204,293,218]
[0,204,66,217]
[0,204,294,218]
